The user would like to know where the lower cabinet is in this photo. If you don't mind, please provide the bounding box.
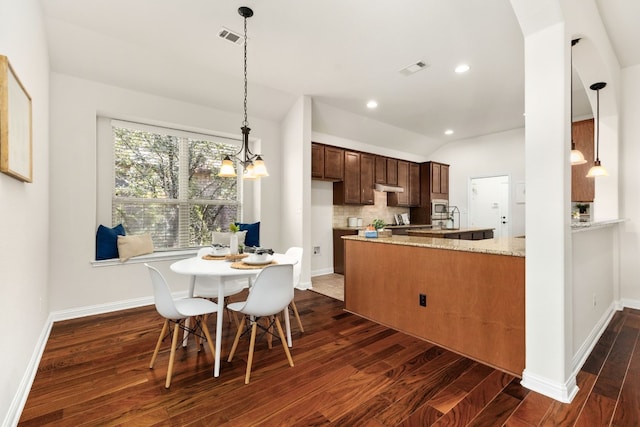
[333,229,358,274]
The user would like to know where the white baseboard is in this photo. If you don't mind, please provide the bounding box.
[4,291,189,427]
[311,267,334,277]
[620,298,640,310]
[521,369,579,403]
[4,313,53,427]
[571,301,618,374]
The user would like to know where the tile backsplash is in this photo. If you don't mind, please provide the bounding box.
[333,191,411,228]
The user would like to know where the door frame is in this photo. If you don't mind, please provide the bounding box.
[467,174,511,238]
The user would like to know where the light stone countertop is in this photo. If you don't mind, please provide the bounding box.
[342,234,525,257]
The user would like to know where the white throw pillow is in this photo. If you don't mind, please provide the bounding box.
[117,234,154,262]
[212,231,246,246]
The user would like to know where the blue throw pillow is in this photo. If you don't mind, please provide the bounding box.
[96,224,126,260]
[236,221,260,247]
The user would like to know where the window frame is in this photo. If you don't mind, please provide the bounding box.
[96,117,244,256]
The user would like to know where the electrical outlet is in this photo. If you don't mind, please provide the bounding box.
[419,294,427,307]
[313,246,320,255]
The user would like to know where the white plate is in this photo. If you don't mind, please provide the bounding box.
[210,248,230,256]
[243,257,273,265]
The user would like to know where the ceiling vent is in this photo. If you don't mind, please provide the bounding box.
[218,27,244,45]
[399,61,429,76]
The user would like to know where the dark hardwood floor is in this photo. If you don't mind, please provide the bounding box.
[19,288,640,426]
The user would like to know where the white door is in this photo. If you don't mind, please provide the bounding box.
[469,176,510,238]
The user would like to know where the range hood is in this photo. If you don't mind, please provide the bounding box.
[375,183,404,193]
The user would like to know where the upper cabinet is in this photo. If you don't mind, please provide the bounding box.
[571,119,595,202]
[387,161,421,207]
[375,156,387,184]
[430,162,449,198]
[386,158,398,185]
[333,150,374,205]
[410,161,450,224]
[314,142,420,207]
[312,143,344,181]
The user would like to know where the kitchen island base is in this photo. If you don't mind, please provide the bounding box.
[344,238,524,376]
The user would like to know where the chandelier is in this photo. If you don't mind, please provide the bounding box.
[218,6,268,180]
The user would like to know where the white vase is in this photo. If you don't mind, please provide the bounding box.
[230,233,239,255]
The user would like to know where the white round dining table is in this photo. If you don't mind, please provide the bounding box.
[170,253,295,377]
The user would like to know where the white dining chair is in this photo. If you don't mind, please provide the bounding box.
[284,246,304,333]
[227,264,294,384]
[194,248,248,325]
[145,264,218,388]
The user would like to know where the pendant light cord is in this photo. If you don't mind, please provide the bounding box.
[243,15,248,128]
[595,87,600,161]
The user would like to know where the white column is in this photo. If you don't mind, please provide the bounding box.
[510,0,578,401]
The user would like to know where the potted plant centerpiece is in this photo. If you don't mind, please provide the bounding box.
[229,222,240,254]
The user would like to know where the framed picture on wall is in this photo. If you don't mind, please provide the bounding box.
[0,55,33,182]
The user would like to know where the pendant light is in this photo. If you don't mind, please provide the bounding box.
[218,6,269,180]
[586,82,608,178]
[570,39,587,165]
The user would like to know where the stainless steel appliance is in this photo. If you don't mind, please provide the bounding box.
[431,199,449,221]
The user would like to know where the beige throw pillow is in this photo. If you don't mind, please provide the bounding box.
[212,231,246,246]
[117,234,154,262]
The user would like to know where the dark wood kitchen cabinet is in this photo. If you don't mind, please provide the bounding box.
[360,153,375,204]
[333,228,358,274]
[375,156,387,184]
[409,162,420,206]
[388,161,420,207]
[333,151,374,205]
[572,119,595,202]
[431,162,449,197]
[312,143,344,181]
[386,158,398,185]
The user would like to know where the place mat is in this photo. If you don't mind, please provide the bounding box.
[202,253,248,261]
[202,254,226,260]
[230,260,278,270]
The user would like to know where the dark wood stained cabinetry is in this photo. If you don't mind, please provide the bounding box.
[333,229,358,274]
[316,143,421,207]
[411,161,450,224]
[333,150,374,205]
[387,161,420,208]
[572,119,595,202]
[409,162,421,206]
[431,162,449,198]
[312,143,344,181]
[375,156,387,184]
[360,153,375,204]
[386,159,398,185]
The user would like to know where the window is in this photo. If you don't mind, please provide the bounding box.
[110,120,241,250]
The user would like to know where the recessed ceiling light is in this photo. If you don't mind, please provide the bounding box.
[455,64,470,74]
[367,100,378,109]
[444,129,454,135]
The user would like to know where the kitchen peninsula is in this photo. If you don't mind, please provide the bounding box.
[342,234,525,376]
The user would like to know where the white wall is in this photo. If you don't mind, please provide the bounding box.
[0,0,50,423]
[428,128,526,237]
[48,73,282,313]
[619,65,640,306]
[310,180,334,276]
[281,96,312,288]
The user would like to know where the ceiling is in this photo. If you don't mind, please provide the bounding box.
[40,0,639,153]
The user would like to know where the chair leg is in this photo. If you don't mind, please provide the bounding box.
[166,321,181,388]
[245,321,258,384]
[200,315,216,357]
[150,319,168,369]
[291,300,304,333]
[227,316,245,362]
[274,316,294,368]
[265,317,273,349]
